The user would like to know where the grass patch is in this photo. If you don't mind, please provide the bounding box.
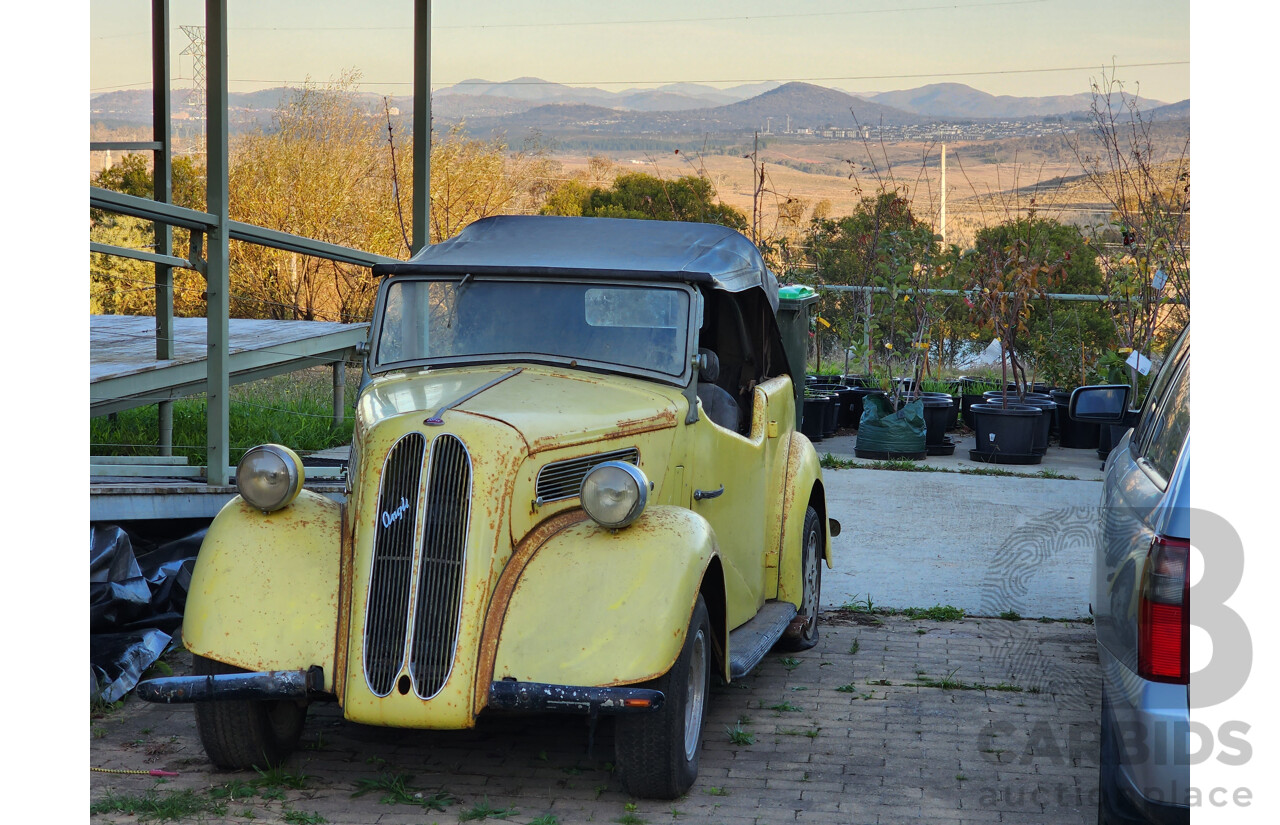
[90,789,221,821]
[90,367,357,465]
[350,773,454,810]
[910,668,1024,693]
[282,812,326,825]
[819,453,1080,481]
[999,610,1022,621]
[459,798,518,821]
[901,604,965,621]
[725,723,755,746]
[254,765,311,790]
[765,701,803,713]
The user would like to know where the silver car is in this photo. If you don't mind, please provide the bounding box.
[1072,324,1190,825]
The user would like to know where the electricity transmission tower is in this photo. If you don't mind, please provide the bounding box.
[180,25,206,156]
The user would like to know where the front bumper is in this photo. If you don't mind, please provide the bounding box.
[137,669,664,715]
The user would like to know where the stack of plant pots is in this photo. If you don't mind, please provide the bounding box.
[1051,388,1100,449]
[912,393,959,456]
[810,382,857,431]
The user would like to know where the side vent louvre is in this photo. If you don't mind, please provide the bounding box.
[363,432,426,697]
[535,447,639,505]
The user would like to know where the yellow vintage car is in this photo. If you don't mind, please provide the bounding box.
[138,215,835,799]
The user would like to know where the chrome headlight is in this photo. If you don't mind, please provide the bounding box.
[579,461,648,529]
[236,444,304,512]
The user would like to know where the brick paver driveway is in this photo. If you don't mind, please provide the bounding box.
[90,612,1100,824]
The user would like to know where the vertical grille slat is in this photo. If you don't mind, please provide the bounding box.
[362,432,426,697]
[409,434,472,698]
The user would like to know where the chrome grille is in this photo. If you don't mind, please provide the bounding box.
[535,447,639,505]
[363,432,426,697]
[409,434,472,698]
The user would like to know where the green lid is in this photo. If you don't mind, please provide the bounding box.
[778,284,818,300]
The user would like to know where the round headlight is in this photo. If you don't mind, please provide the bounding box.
[236,444,304,512]
[580,461,648,529]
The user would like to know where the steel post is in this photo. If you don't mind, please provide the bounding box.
[332,360,346,427]
[412,0,431,253]
[205,0,231,486]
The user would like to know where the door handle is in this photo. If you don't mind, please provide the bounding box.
[694,485,725,501]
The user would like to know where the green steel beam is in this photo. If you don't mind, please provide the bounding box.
[154,0,175,455]
[91,141,164,152]
[89,242,193,271]
[412,0,431,253]
[90,186,218,231]
[205,0,231,486]
[227,221,399,267]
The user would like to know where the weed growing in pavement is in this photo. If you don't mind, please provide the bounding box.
[239,808,256,819]
[849,638,861,654]
[669,807,685,818]
[835,683,856,693]
[765,701,803,713]
[210,780,257,801]
[705,787,729,796]
[350,773,455,811]
[260,788,286,802]
[282,811,327,825]
[804,728,821,739]
[725,723,755,746]
[778,657,802,671]
[999,610,1023,621]
[956,774,968,782]
[910,667,1024,692]
[902,604,965,621]
[254,765,311,790]
[820,453,1081,480]
[459,797,518,821]
[529,816,561,825]
[90,789,219,820]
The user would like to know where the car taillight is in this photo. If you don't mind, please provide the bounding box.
[1138,534,1190,683]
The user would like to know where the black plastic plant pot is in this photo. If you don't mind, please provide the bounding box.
[1021,397,1057,454]
[948,395,961,432]
[1055,401,1100,449]
[848,388,887,430]
[917,395,957,446]
[970,402,1043,463]
[801,394,829,441]
[810,383,853,429]
[960,394,985,430]
[841,374,869,388]
[822,393,839,437]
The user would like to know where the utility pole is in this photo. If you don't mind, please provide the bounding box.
[940,143,946,246]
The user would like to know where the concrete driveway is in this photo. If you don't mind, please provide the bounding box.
[818,440,1103,620]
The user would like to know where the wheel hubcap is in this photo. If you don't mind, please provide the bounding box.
[803,529,819,633]
[683,629,707,761]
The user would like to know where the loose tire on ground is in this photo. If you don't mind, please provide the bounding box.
[615,594,712,799]
[192,654,307,770]
[778,505,822,651]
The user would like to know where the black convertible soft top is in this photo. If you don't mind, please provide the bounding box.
[371,215,780,311]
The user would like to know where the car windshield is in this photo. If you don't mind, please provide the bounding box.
[374,277,692,380]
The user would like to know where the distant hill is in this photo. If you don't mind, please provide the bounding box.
[867,82,1168,119]
[1148,99,1190,121]
[706,82,922,130]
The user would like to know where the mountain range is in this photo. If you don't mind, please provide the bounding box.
[90,79,1184,137]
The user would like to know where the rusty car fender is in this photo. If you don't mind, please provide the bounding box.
[776,432,832,610]
[182,490,343,692]
[489,505,725,692]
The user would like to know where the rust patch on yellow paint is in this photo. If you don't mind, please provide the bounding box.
[528,408,676,455]
[473,509,588,710]
[333,504,353,705]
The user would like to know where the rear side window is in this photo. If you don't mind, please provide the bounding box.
[1141,357,1190,483]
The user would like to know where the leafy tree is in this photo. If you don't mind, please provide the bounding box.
[542,172,747,230]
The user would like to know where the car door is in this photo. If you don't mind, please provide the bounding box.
[690,376,793,630]
[1096,329,1191,676]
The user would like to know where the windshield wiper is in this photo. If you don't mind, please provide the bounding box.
[425,367,524,425]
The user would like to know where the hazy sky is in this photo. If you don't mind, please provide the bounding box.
[90,0,1190,103]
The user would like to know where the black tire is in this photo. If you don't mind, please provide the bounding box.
[615,595,712,799]
[778,505,822,651]
[192,655,307,770]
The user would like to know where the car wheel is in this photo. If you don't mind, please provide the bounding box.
[615,595,711,799]
[778,505,822,651]
[192,654,307,770]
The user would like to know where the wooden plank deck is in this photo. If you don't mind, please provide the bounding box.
[90,315,369,416]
